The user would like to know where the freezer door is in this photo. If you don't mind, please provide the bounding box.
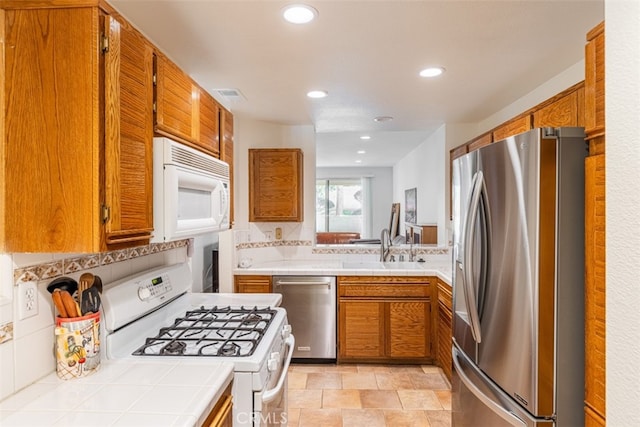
[452,346,554,427]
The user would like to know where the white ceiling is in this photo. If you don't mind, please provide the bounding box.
[109,0,603,167]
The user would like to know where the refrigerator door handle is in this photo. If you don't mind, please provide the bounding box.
[462,170,484,343]
[453,348,527,427]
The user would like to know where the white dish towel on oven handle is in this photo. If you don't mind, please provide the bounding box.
[262,335,295,403]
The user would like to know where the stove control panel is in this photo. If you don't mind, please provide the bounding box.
[136,274,173,301]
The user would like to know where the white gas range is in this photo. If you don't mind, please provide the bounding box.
[100,263,294,426]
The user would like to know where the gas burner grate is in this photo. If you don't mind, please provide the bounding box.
[132,306,277,357]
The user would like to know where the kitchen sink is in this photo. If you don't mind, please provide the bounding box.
[382,261,426,270]
[341,261,426,270]
[342,261,385,269]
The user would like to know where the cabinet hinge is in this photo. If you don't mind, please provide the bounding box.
[152,73,157,85]
[100,34,109,53]
[152,101,157,113]
[101,205,111,223]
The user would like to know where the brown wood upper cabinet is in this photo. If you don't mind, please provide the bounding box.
[155,54,221,157]
[492,114,532,142]
[249,149,304,222]
[220,107,234,226]
[0,3,154,252]
[533,88,585,129]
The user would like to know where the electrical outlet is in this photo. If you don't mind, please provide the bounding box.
[275,227,282,240]
[18,281,38,320]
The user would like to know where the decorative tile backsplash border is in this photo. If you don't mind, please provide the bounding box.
[312,245,449,256]
[13,240,188,285]
[235,240,313,250]
[235,238,449,257]
[0,322,13,344]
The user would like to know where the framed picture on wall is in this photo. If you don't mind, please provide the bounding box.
[405,187,417,224]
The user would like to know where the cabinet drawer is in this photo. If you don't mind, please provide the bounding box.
[338,276,430,298]
[437,281,452,308]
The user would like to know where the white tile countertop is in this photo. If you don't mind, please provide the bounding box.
[0,359,234,427]
[234,258,452,285]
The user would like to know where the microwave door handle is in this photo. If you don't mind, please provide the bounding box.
[463,171,484,343]
[261,335,295,403]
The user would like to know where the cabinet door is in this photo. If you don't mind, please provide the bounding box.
[1,7,101,252]
[467,133,492,152]
[585,22,605,146]
[234,275,272,293]
[249,149,303,222]
[585,154,606,421]
[104,15,154,247]
[388,300,431,358]
[197,90,221,157]
[492,115,531,142]
[437,281,453,381]
[533,88,584,128]
[155,54,197,144]
[339,300,385,359]
[220,108,234,226]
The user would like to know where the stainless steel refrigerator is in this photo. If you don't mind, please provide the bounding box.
[451,127,586,426]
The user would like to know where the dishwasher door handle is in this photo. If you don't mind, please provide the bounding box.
[274,280,333,287]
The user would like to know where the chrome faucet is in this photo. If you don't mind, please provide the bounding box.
[409,233,416,262]
[380,228,391,262]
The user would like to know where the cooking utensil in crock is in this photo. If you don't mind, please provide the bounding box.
[46,277,78,296]
[81,286,101,315]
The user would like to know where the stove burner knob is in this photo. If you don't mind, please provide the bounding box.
[282,324,292,339]
[268,352,280,371]
[137,286,152,301]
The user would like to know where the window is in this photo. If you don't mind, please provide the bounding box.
[316,178,371,236]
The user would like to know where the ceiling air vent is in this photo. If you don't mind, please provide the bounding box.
[215,88,246,102]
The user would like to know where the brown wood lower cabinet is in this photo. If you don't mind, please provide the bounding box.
[338,276,432,363]
[436,279,453,382]
[203,383,233,427]
[234,275,272,293]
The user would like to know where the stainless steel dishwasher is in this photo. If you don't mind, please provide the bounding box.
[272,276,336,361]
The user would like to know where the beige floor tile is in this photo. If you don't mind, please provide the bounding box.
[421,365,443,374]
[383,409,430,427]
[288,371,308,389]
[360,390,403,409]
[435,390,452,410]
[375,372,415,390]
[397,389,443,410]
[306,372,342,389]
[291,364,335,373]
[321,364,359,373]
[411,372,450,390]
[298,408,342,427]
[426,409,452,427]
[286,408,300,427]
[341,409,386,427]
[288,389,323,409]
[356,364,394,373]
[388,365,428,375]
[322,389,362,408]
[341,372,379,389]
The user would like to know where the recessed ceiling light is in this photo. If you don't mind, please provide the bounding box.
[283,4,318,24]
[419,67,445,78]
[374,116,393,122]
[357,150,366,154]
[360,135,371,140]
[307,90,328,98]
[355,160,362,164]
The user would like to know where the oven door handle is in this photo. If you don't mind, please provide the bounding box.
[261,334,295,404]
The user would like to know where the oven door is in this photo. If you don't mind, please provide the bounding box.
[254,335,295,427]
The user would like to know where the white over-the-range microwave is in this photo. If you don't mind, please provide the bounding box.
[151,137,230,243]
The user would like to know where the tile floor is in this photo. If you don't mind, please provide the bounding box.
[286,364,451,427]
